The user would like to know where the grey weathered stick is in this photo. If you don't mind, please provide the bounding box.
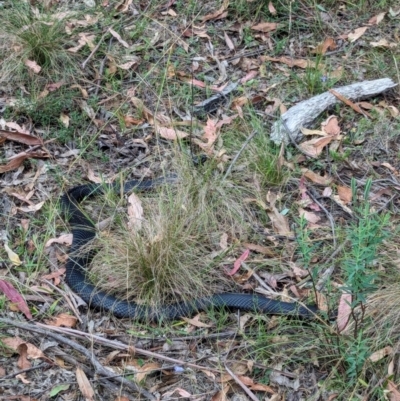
[271,78,397,144]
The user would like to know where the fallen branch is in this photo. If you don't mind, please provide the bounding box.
[271,78,397,144]
[0,318,155,401]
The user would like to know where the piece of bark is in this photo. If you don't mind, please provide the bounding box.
[271,78,397,144]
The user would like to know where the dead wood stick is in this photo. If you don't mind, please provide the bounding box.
[33,323,223,374]
[0,318,155,401]
[81,30,110,70]
[271,78,397,144]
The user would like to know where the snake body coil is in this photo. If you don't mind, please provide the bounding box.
[62,179,318,321]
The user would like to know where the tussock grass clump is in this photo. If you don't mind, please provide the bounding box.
[357,283,400,342]
[87,156,256,309]
[0,2,77,83]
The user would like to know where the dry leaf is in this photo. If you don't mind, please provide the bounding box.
[17,344,31,370]
[211,385,229,401]
[322,187,332,197]
[38,88,49,99]
[370,38,398,48]
[130,97,171,125]
[378,101,400,117]
[302,169,333,186]
[369,346,393,362]
[3,337,45,360]
[321,116,341,136]
[314,37,336,54]
[202,0,229,22]
[17,200,45,212]
[41,267,66,286]
[47,313,78,328]
[79,100,96,119]
[268,2,277,15]
[124,115,145,126]
[329,89,371,117]
[21,219,30,232]
[76,367,95,401]
[242,243,275,257]
[108,27,129,48]
[337,186,352,204]
[182,25,210,39]
[240,70,258,83]
[6,146,28,166]
[261,55,314,69]
[224,31,235,50]
[348,26,368,42]
[299,136,334,157]
[219,233,228,250]
[124,361,160,383]
[226,249,250,276]
[127,192,143,231]
[248,382,275,393]
[251,22,279,32]
[368,12,386,25]
[25,59,41,73]
[301,127,326,136]
[67,33,96,53]
[4,243,22,266]
[337,293,352,332]
[298,208,321,224]
[0,130,43,146]
[46,81,64,91]
[47,234,71,247]
[315,291,328,312]
[0,281,32,319]
[388,381,400,401]
[389,7,400,17]
[155,126,188,140]
[266,191,293,236]
[183,314,212,328]
[60,113,70,128]
[70,84,89,98]
[332,194,353,215]
[5,122,30,133]
[202,118,218,143]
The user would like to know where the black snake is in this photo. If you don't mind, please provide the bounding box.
[61,179,319,321]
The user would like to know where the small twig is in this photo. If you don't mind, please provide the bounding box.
[222,328,259,401]
[280,118,316,159]
[41,279,83,323]
[0,362,51,381]
[224,364,259,401]
[241,262,278,295]
[94,37,114,96]
[324,239,348,266]
[34,323,223,374]
[306,190,337,249]
[0,318,155,400]
[133,330,239,342]
[81,30,110,70]
[223,130,257,179]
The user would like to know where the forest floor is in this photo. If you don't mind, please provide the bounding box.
[1,1,400,400]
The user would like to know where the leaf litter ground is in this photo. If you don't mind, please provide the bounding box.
[0,1,400,400]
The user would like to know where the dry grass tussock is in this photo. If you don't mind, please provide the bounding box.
[84,156,259,308]
[359,283,400,342]
[0,4,76,83]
